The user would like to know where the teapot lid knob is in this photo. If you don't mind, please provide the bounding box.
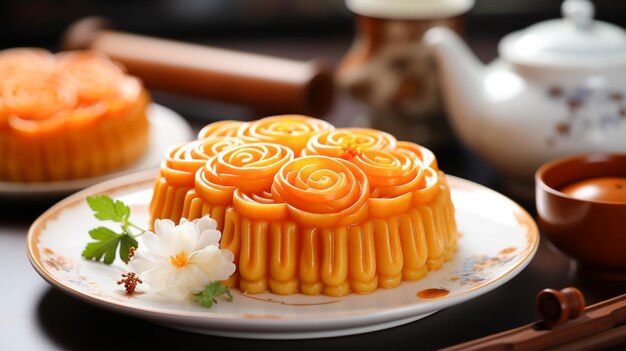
[562,0,595,30]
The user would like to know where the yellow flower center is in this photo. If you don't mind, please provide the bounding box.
[169,251,189,269]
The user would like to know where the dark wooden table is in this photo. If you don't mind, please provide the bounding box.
[2,30,626,351]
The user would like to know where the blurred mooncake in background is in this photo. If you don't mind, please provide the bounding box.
[0,48,150,182]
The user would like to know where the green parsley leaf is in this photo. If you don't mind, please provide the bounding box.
[87,195,130,223]
[82,227,122,264]
[82,227,138,265]
[83,196,144,265]
[119,234,139,264]
[196,281,233,308]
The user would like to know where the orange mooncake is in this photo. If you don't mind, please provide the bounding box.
[149,115,457,297]
[0,48,150,182]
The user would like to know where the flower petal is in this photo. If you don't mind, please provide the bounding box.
[141,231,165,253]
[162,265,186,291]
[184,265,211,294]
[193,215,218,232]
[171,222,199,254]
[154,218,175,236]
[130,254,161,274]
[137,262,171,288]
[153,278,189,300]
[222,260,236,279]
[189,246,234,281]
[154,219,176,248]
[156,266,207,299]
[220,249,235,263]
[197,229,221,249]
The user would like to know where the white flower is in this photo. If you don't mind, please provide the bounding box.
[131,215,235,300]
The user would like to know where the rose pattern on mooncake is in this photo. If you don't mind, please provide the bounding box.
[198,120,244,139]
[302,128,396,160]
[395,140,439,170]
[237,115,335,155]
[0,48,54,79]
[150,137,244,225]
[182,143,294,229]
[272,156,371,296]
[0,49,150,182]
[149,115,457,297]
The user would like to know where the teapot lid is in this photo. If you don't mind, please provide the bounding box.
[346,0,474,20]
[500,0,626,68]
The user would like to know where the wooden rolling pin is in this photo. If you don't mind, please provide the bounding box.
[443,288,626,351]
[62,17,335,117]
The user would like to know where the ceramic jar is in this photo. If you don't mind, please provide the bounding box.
[337,0,474,149]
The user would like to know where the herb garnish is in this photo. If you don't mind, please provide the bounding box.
[82,195,144,264]
[196,281,234,308]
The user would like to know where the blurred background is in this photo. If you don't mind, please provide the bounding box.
[4,0,626,48]
[2,0,626,123]
[3,0,626,192]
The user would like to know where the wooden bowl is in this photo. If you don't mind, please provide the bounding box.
[536,153,626,276]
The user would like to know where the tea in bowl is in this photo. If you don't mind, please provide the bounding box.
[536,153,626,277]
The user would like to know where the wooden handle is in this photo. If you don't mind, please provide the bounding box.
[536,287,586,327]
[61,17,335,117]
[442,288,626,351]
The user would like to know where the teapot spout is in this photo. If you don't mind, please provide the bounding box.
[424,27,486,148]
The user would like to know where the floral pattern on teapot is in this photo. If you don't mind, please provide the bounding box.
[546,85,626,147]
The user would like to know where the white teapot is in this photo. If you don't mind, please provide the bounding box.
[424,0,626,196]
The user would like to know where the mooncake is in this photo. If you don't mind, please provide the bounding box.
[150,115,457,296]
[0,48,150,182]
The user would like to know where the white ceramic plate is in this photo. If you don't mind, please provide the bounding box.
[0,104,193,199]
[27,171,539,339]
